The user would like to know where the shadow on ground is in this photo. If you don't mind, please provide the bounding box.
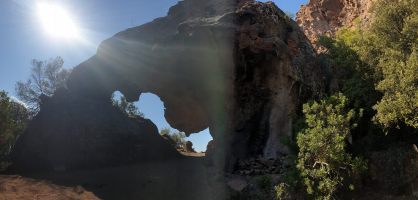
[2,156,225,200]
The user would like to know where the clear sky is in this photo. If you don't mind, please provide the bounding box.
[0,0,308,152]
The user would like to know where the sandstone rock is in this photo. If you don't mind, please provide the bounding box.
[12,0,325,172]
[296,0,375,50]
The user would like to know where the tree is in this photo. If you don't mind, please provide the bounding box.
[0,91,28,170]
[319,0,418,129]
[318,28,379,111]
[171,131,187,148]
[368,0,418,128]
[15,57,71,114]
[159,128,186,148]
[159,128,171,136]
[296,93,366,200]
[111,94,144,118]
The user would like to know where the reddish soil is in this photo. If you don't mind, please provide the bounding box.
[0,175,99,200]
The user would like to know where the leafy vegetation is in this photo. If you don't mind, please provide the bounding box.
[369,0,418,128]
[320,0,417,129]
[15,57,71,115]
[0,91,28,171]
[291,0,417,199]
[159,128,187,148]
[274,183,291,200]
[296,93,366,199]
[111,94,144,118]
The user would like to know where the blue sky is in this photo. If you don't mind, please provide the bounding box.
[0,0,308,152]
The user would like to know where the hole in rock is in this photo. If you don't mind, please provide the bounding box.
[137,93,212,155]
[111,91,213,155]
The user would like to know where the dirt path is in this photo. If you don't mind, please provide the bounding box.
[1,156,225,200]
[0,175,99,200]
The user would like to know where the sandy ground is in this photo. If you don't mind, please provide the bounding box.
[0,156,225,200]
[0,175,99,200]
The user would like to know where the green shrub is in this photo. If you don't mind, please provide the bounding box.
[274,183,290,200]
[159,128,186,148]
[319,0,418,129]
[370,0,418,128]
[296,93,367,200]
[0,91,28,171]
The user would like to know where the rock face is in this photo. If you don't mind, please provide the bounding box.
[296,0,374,48]
[12,89,180,171]
[12,0,324,171]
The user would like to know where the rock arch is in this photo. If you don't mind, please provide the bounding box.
[12,0,325,172]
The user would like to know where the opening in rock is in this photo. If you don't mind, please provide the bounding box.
[137,93,213,154]
[111,91,144,118]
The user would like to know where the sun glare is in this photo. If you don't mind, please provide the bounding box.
[37,2,81,40]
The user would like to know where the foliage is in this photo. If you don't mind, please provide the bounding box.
[159,128,186,148]
[274,183,291,200]
[159,128,171,137]
[368,0,418,128]
[319,0,418,129]
[0,91,28,171]
[291,1,416,199]
[170,131,187,148]
[111,94,144,118]
[318,30,378,111]
[15,57,71,115]
[296,93,367,200]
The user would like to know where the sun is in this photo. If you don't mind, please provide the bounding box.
[37,2,81,40]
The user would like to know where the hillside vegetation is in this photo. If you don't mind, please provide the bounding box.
[280,0,418,199]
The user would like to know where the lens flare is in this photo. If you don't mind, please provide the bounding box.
[37,2,81,40]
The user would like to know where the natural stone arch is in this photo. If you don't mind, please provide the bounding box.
[12,0,325,172]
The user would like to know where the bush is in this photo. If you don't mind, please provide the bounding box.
[159,128,186,148]
[319,0,418,129]
[274,183,291,200]
[296,93,367,200]
[111,94,144,118]
[0,91,28,171]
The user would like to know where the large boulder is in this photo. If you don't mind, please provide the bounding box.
[12,0,325,172]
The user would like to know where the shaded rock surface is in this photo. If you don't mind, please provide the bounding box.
[12,0,325,172]
[3,158,223,200]
[12,89,180,171]
[296,0,374,49]
[235,155,291,176]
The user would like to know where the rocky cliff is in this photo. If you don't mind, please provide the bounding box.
[296,0,374,48]
[12,0,325,172]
